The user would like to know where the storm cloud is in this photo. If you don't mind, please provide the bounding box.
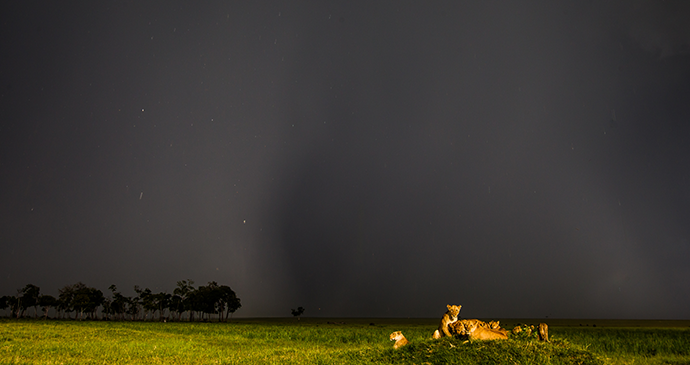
[1,1,689,319]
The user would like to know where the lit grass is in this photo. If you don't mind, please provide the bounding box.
[555,327,690,365]
[372,336,602,365]
[1,319,689,364]
[0,319,405,364]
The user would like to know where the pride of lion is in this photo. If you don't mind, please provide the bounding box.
[391,303,549,348]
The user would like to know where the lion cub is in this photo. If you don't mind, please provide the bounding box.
[389,331,408,349]
[432,304,462,339]
[512,323,549,342]
[488,320,502,330]
[449,319,501,335]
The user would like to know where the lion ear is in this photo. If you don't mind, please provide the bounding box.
[447,304,452,310]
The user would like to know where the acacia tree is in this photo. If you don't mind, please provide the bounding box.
[38,295,58,319]
[198,282,221,321]
[102,296,112,320]
[58,285,76,319]
[19,284,41,318]
[173,280,195,321]
[186,286,203,321]
[291,307,305,320]
[108,285,129,320]
[218,285,241,322]
[71,284,90,320]
[183,282,241,322]
[0,296,17,317]
[74,283,102,320]
[152,292,171,321]
[7,296,19,318]
[59,283,103,320]
[1,280,240,322]
[127,294,141,321]
[137,287,156,320]
[169,293,184,321]
[84,287,104,319]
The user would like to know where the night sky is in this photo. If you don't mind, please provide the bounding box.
[2,1,689,319]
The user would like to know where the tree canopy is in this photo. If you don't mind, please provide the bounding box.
[1,280,241,322]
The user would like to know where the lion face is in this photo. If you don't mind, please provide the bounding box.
[390,331,403,341]
[463,320,479,334]
[451,319,479,336]
[446,304,461,320]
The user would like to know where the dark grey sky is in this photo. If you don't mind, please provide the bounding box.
[1,1,689,319]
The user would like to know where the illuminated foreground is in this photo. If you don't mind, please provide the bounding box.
[1,318,688,364]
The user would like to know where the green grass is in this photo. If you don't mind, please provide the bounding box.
[1,318,689,364]
[372,337,602,365]
[556,327,690,365]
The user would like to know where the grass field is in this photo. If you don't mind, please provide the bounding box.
[1,318,689,364]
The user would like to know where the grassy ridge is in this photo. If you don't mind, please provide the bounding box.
[1,319,689,364]
[371,337,602,365]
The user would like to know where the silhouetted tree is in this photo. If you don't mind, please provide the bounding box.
[59,283,103,320]
[72,284,90,320]
[38,295,58,319]
[0,296,9,313]
[58,284,76,319]
[127,288,142,321]
[19,284,41,318]
[152,292,171,321]
[137,287,156,320]
[75,283,103,320]
[198,282,222,321]
[217,285,241,321]
[173,280,195,321]
[7,296,19,318]
[102,296,112,320]
[108,285,128,320]
[291,307,305,320]
[84,287,104,319]
[169,293,184,321]
[186,286,204,321]
[1,279,240,322]
[0,296,17,317]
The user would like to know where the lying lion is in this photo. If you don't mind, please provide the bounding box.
[487,320,502,330]
[449,319,503,335]
[389,331,409,349]
[454,320,508,341]
[512,323,549,342]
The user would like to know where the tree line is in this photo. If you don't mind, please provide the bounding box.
[0,280,241,322]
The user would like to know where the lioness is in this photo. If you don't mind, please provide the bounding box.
[389,331,408,349]
[538,323,549,342]
[462,320,508,341]
[450,319,503,334]
[432,304,462,339]
[512,323,549,342]
[449,319,482,335]
[450,319,498,335]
